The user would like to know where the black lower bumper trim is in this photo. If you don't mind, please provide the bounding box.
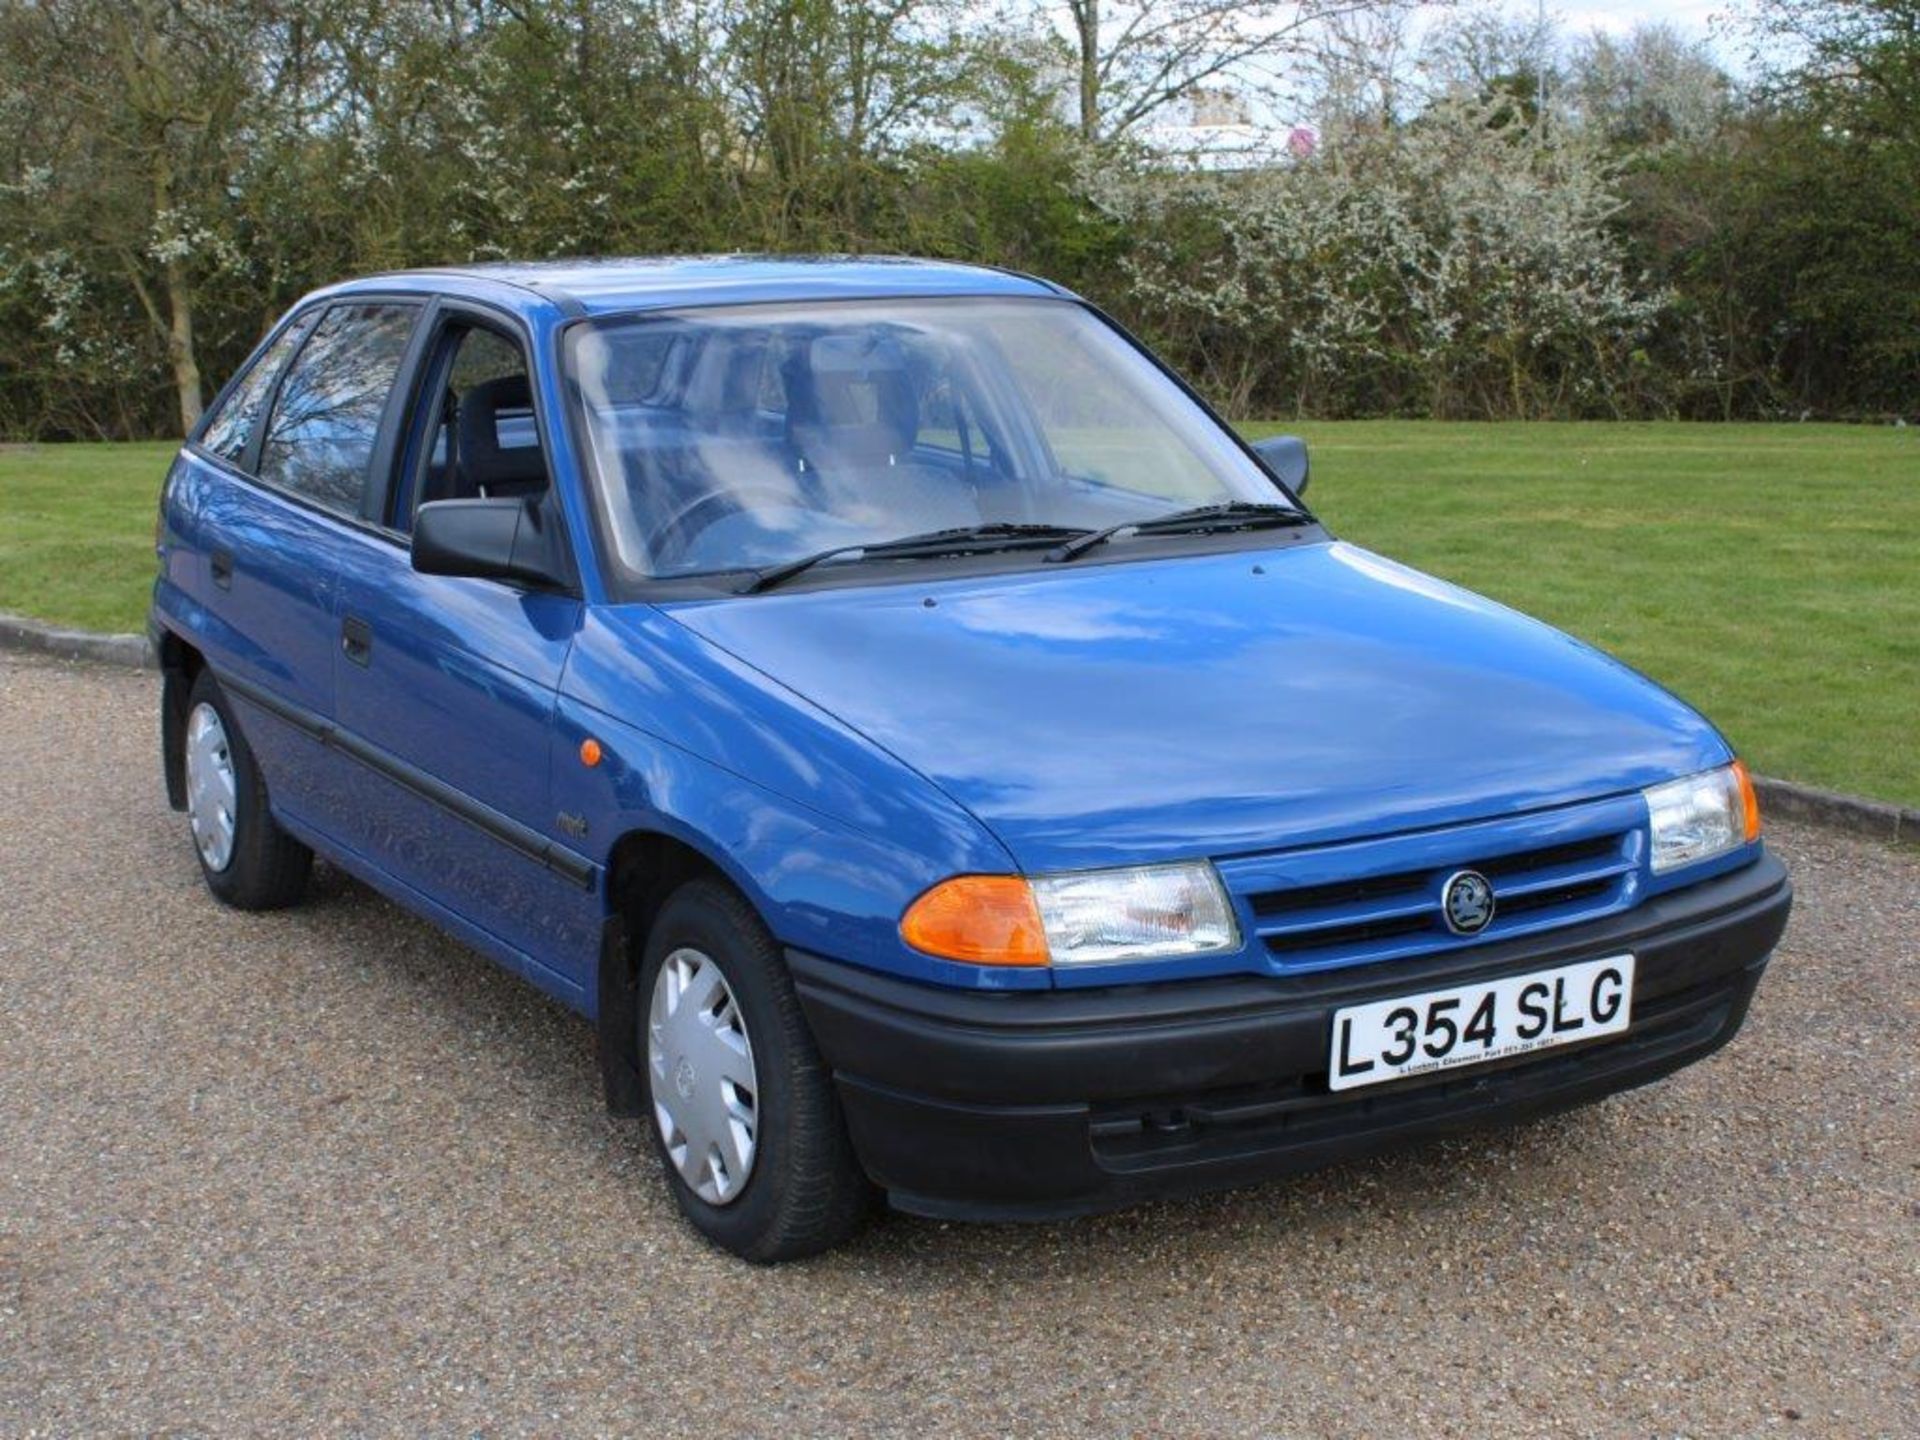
[792,854,1790,1221]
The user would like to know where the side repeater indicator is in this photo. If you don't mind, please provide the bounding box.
[579,737,603,767]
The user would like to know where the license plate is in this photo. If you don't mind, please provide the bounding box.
[1328,954,1636,1092]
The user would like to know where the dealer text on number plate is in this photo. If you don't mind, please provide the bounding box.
[1329,954,1636,1092]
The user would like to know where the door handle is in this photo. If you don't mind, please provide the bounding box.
[210,549,234,590]
[341,615,373,667]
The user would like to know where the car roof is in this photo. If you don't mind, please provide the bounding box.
[325,255,1069,319]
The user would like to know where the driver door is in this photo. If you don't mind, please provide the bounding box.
[329,305,598,996]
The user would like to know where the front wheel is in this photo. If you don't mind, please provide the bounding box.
[641,878,873,1261]
[181,670,312,910]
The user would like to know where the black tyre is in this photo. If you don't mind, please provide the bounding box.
[181,670,312,910]
[640,877,873,1261]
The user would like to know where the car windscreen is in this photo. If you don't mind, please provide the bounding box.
[564,296,1290,585]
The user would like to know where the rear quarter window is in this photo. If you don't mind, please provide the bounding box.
[196,313,317,467]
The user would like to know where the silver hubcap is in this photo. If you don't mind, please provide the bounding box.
[648,948,759,1206]
[184,702,238,873]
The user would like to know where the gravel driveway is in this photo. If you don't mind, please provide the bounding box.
[2,652,1915,1437]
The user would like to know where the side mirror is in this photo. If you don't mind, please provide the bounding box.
[412,496,568,589]
[1250,434,1310,497]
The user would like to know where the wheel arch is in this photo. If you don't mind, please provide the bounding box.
[595,825,744,1117]
[157,629,207,812]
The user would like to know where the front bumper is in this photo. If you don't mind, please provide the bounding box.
[792,852,1791,1221]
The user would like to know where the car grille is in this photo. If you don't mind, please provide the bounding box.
[1216,795,1646,975]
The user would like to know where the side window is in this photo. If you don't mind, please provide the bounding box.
[915,373,988,460]
[258,303,418,515]
[196,312,316,467]
[899,341,1006,476]
[402,323,545,531]
[448,326,523,395]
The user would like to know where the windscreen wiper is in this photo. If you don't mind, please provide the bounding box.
[737,523,1092,594]
[1044,500,1313,563]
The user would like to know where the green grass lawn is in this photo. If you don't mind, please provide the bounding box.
[0,440,175,634]
[3,423,1916,804]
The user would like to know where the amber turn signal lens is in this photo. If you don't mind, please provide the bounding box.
[900,875,1049,966]
[1732,759,1761,842]
[579,737,603,767]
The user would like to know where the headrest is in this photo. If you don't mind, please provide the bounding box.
[458,374,546,496]
[785,333,919,472]
[683,337,768,434]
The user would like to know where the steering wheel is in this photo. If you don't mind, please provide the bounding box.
[654,482,812,563]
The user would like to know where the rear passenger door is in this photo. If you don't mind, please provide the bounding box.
[329,304,597,997]
[180,299,422,838]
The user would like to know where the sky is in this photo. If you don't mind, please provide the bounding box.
[1563,1,1730,34]
[1539,2,1748,66]
[1092,0,1765,149]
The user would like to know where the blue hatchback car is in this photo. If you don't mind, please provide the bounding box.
[152,257,1792,1260]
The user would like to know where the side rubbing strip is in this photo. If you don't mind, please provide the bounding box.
[219,670,597,891]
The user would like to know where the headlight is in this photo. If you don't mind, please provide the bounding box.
[1031,861,1238,964]
[901,861,1238,967]
[1644,761,1760,874]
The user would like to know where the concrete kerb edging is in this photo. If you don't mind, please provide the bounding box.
[0,611,153,670]
[2,609,1912,843]
[1749,776,1916,846]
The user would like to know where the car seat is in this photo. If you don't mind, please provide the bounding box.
[456,375,547,499]
[782,333,978,531]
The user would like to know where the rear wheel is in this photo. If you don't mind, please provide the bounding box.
[641,878,872,1261]
[182,671,311,910]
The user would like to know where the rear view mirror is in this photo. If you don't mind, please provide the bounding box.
[1250,434,1310,497]
[412,496,568,589]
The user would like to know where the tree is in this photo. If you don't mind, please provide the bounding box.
[1310,3,1421,142]
[1418,2,1555,126]
[1747,0,1920,135]
[715,0,990,243]
[1087,95,1663,418]
[1562,24,1733,148]
[0,0,268,434]
[1061,0,1399,145]
[0,0,1913,435]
